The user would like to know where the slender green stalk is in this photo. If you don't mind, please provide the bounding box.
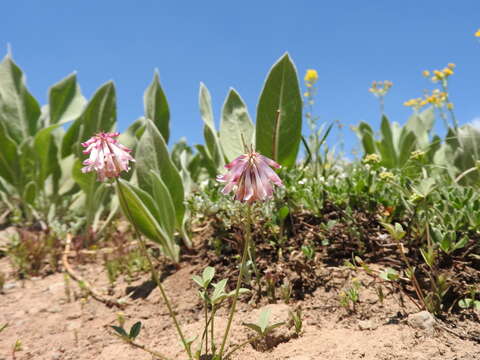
[128,339,172,360]
[218,205,252,358]
[204,299,209,355]
[391,230,426,311]
[248,241,262,300]
[210,306,216,355]
[115,179,193,360]
[224,334,263,359]
[454,166,478,184]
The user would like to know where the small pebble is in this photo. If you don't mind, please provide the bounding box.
[358,319,378,330]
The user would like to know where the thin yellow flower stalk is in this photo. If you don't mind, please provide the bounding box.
[369,80,393,115]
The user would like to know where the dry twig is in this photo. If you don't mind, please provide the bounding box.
[62,233,127,308]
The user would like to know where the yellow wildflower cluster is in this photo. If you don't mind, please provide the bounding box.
[363,153,380,164]
[368,80,393,97]
[475,29,480,37]
[403,97,427,110]
[424,63,455,82]
[404,89,450,110]
[410,150,425,160]
[409,192,425,203]
[426,89,448,106]
[304,69,318,87]
[379,171,394,181]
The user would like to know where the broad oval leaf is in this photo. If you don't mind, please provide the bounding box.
[33,125,61,187]
[129,321,142,340]
[256,53,302,167]
[117,179,179,262]
[0,55,41,142]
[119,117,145,150]
[61,81,116,157]
[48,73,86,125]
[144,71,170,143]
[219,88,254,162]
[0,121,19,185]
[150,171,176,240]
[136,120,186,236]
[199,82,224,169]
[378,115,397,168]
[354,122,375,155]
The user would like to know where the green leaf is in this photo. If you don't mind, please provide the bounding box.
[129,321,142,340]
[61,119,81,158]
[136,120,188,247]
[243,323,263,336]
[454,125,480,184]
[256,53,302,167]
[111,325,129,338]
[379,268,399,281]
[211,279,228,303]
[48,73,86,125]
[33,125,61,187]
[355,122,376,155]
[194,144,217,178]
[227,288,250,297]
[0,55,41,142]
[258,308,271,333]
[192,275,205,288]
[72,158,97,192]
[62,81,116,157]
[219,88,254,162]
[459,298,471,309]
[405,107,435,149]
[398,129,417,166]
[144,71,170,143]
[23,181,36,205]
[202,266,215,286]
[278,206,289,222]
[378,115,397,168]
[265,321,285,334]
[119,117,145,150]
[0,121,19,185]
[117,179,179,262]
[453,236,468,251]
[199,82,224,169]
[149,171,176,239]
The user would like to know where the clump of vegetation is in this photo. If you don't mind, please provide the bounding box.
[0,33,480,358]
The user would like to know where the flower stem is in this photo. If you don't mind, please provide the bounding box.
[248,241,262,301]
[115,179,192,360]
[211,306,216,355]
[128,339,172,360]
[223,334,263,359]
[205,299,209,355]
[218,205,252,358]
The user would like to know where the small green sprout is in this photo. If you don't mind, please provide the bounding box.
[242,308,285,338]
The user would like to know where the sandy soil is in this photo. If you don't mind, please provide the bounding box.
[1,254,479,360]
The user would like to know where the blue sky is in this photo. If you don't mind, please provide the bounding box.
[1,1,479,156]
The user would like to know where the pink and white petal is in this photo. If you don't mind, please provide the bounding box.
[242,169,255,202]
[257,163,273,197]
[221,181,236,195]
[258,154,281,169]
[234,176,246,202]
[252,165,268,200]
[225,155,247,169]
[228,160,249,183]
[257,160,283,187]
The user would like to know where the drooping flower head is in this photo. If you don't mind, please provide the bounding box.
[217,148,283,203]
[81,132,135,181]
